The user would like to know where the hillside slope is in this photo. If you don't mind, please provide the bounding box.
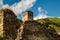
[36,18,60,35]
[22,18,60,40]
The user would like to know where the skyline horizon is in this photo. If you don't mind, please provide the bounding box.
[0,0,60,20]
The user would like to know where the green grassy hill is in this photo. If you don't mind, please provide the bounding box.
[36,18,60,35]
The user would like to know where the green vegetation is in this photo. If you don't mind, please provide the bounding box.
[36,18,60,35]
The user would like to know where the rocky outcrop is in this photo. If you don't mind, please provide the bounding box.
[0,8,22,40]
[22,21,60,40]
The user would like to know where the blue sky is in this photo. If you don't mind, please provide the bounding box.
[1,0,60,19]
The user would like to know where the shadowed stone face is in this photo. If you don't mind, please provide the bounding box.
[0,8,20,40]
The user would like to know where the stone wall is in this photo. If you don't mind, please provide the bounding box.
[22,11,33,22]
[0,11,4,37]
[0,8,21,40]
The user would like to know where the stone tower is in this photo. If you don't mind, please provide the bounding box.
[0,8,20,40]
[22,11,33,22]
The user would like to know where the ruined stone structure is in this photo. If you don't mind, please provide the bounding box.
[0,8,34,40]
[22,11,33,22]
[0,8,60,40]
[0,8,21,40]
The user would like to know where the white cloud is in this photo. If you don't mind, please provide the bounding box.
[34,13,48,20]
[11,0,36,15]
[58,17,60,18]
[0,0,10,10]
[0,0,10,9]
[34,7,48,20]
[0,0,36,15]
[2,4,10,8]
[0,0,3,8]
[0,0,3,4]
[34,7,56,20]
